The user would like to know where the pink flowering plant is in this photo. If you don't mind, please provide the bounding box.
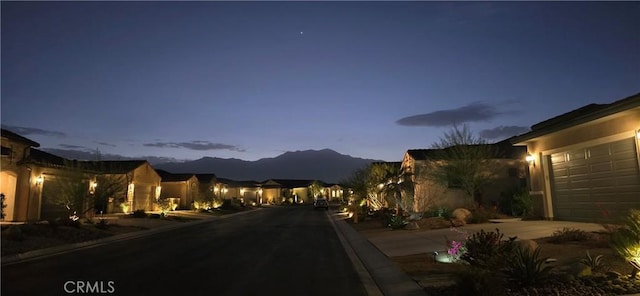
[445,226,468,262]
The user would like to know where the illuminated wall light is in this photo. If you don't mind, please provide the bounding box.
[636,129,640,140]
[525,154,536,167]
[35,175,44,185]
[89,180,98,194]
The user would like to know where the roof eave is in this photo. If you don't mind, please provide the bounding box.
[511,93,640,145]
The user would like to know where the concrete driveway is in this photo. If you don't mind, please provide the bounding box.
[366,219,606,257]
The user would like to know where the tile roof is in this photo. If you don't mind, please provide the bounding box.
[405,138,525,161]
[217,177,260,187]
[79,160,148,174]
[156,169,195,182]
[1,128,40,147]
[24,148,68,168]
[512,92,640,144]
[260,179,327,188]
[195,173,217,183]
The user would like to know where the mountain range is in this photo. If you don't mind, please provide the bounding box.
[153,149,382,183]
[42,148,381,183]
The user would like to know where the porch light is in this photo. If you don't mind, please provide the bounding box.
[525,154,535,167]
[636,129,640,139]
[89,180,97,194]
[35,175,44,185]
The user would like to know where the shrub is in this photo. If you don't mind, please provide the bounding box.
[460,228,518,269]
[47,218,60,232]
[155,197,172,215]
[549,227,591,243]
[6,225,24,241]
[425,207,453,219]
[131,209,147,218]
[387,215,408,230]
[95,219,109,230]
[454,265,506,296]
[1,193,6,220]
[610,209,640,275]
[468,207,495,224]
[504,246,553,286]
[580,250,605,272]
[511,190,533,217]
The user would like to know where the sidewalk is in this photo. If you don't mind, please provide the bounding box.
[328,211,427,296]
[365,219,606,257]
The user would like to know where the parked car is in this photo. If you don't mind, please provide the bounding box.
[313,198,329,210]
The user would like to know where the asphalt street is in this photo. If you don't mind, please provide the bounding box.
[1,206,367,296]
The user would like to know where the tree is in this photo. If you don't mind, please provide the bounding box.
[370,162,413,216]
[428,124,499,207]
[309,180,325,199]
[43,168,91,220]
[93,174,127,214]
[1,193,6,220]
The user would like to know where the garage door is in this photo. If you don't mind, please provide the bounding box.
[550,137,640,222]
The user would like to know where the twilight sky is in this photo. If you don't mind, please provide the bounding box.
[2,1,639,163]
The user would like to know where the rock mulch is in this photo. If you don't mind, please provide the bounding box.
[418,271,640,296]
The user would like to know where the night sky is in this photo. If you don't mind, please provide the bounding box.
[2,1,639,163]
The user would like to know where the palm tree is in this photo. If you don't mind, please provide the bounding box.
[375,163,413,216]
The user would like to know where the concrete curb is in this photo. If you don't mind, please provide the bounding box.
[329,212,426,296]
[327,211,383,296]
[1,208,259,267]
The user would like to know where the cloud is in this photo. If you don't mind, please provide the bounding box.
[94,141,117,147]
[480,125,530,140]
[1,125,66,137]
[396,102,504,127]
[143,141,245,152]
[41,148,182,164]
[59,144,88,150]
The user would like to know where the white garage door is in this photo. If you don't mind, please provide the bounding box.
[550,137,640,222]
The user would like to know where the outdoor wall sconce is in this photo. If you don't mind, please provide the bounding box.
[526,154,536,167]
[35,175,44,185]
[89,180,98,194]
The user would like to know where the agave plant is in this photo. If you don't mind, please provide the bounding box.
[504,246,553,286]
[580,250,605,272]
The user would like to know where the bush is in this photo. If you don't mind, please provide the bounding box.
[503,247,553,286]
[454,265,506,296]
[460,228,518,269]
[425,207,452,219]
[95,219,109,230]
[468,207,495,224]
[511,190,533,217]
[1,193,6,220]
[610,209,640,275]
[387,215,408,230]
[131,209,147,218]
[580,250,605,272]
[549,227,591,243]
[6,225,24,241]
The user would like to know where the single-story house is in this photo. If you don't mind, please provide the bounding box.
[156,169,199,210]
[215,178,261,204]
[260,179,340,204]
[1,128,41,221]
[85,160,162,213]
[402,139,528,211]
[512,92,640,222]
